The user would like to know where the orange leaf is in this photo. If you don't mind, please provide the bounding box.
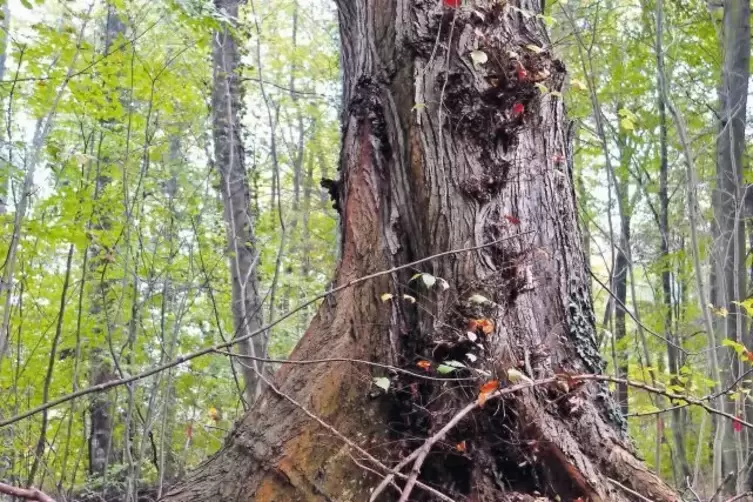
[456,441,467,452]
[417,360,431,370]
[480,380,499,394]
[477,319,494,335]
[467,319,479,331]
[478,391,490,407]
[478,380,500,407]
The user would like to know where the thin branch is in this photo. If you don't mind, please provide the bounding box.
[249,363,457,502]
[0,234,531,428]
[608,478,654,502]
[212,349,476,382]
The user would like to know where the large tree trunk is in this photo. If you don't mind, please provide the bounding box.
[212,0,265,404]
[711,0,750,493]
[163,1,678,500]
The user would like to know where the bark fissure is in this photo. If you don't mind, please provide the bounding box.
[162,2,680,501]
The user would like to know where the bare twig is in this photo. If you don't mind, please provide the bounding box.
[607,477,654,502]
[0,234,529,428]
[212,349,475,382]
[249,363,457,502]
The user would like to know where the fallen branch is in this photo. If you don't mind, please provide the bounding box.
[0,482,56,502]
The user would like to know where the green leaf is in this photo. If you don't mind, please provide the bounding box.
[722,338,747,356]
[733,298,753,317]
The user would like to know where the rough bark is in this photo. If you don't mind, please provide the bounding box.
[212,0,265,404]
[163,2,679,501]
[711,0,750,493]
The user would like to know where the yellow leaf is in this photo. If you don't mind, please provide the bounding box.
[208,407,220,422]
[570,79,588,91]
[507,368,533,384]
[525,44,544,54]
[380,293,393,302]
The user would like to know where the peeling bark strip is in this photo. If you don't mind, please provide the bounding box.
[163,1,679,501]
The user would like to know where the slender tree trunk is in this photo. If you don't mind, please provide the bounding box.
[212,0,265,404]
[652,0,691,481]
[163,2,678,500]
[88,5,126,478]
[711,0,750,494]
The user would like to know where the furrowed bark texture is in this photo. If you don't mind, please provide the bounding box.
[163,1,678,500]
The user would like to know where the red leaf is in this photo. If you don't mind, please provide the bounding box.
[185,424,193,439]
[505,215,521,225]
[734,416,743,432]
[512,103,525,117]
[552,154,565,165]
[515,61,529,81]
[443,0,461,7]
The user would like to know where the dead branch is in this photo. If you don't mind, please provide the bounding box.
[0,482,56,502]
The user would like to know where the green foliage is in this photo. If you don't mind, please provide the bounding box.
[0,0,338,495]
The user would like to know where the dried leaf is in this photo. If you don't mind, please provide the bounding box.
[468,294,491,305]
[470,50,489,66]
[373,377,390,391]
[456,441,467,452]
[417,360,431,370]
[421,274,437,288]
